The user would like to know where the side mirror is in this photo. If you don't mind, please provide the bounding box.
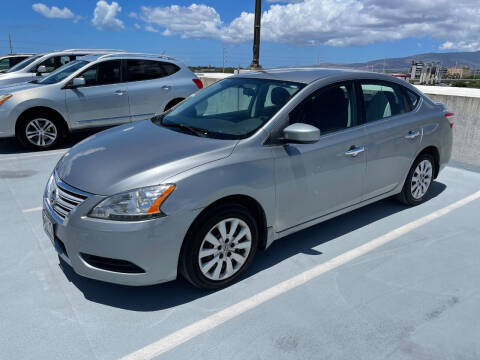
[72,77,86,87]
[282,123,320,144]
[37,65,47,74]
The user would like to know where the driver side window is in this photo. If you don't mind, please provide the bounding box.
[78,60,121,87]
[289,82,356,135]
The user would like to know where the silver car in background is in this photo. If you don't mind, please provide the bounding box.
[0,49,122,86]
[43,68,453,289]
[0,54,34,73]
[0,52,202,149]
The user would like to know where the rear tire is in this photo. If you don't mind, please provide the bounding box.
[17,111,64,151]
[396,153,435,206]
[180,204,258,290]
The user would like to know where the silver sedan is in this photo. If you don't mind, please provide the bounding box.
[43,68,453,289]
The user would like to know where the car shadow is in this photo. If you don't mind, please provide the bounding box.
[59,181,446,312]
[0,128,108,155]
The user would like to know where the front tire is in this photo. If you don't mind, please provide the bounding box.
[396,153,435,206]
[180,204,258,290]
[17,113,63,150]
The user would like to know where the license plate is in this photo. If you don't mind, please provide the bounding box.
[42,211,55,244]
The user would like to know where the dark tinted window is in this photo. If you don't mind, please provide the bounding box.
[0,58,10,71]
[405,89,420,111]
[127,60,180,81]
[289,82,356,134]
[360,82,406,122]
[10,56,29,66]
[79,60,121,86]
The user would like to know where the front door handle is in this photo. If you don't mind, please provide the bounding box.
[345,146,365,157]
[405,130,421,139]
[114,90,126,96]
[162,85,171,91]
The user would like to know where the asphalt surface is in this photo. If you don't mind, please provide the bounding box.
[1,136,479,360]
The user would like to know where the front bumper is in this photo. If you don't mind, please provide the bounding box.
[43,190,200,286]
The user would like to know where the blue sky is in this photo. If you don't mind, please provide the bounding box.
[1,0,479,68]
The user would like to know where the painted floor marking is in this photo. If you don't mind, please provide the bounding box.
[22,207,43,213]
[120,190,480,360]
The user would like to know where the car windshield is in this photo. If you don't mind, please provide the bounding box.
[7,54,41,73]
[157,77,305,139]
[37,60,89,85]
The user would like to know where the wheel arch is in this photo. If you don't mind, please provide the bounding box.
[16,106,69,138]
[416,145,440,179]
[178,194,269,270]
[164,98,185,112]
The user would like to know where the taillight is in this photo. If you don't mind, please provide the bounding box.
[444,112,455,128]
[192,79,203,89]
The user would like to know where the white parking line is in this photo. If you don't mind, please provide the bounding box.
[0,150,67,162]
[121,190,480,360]
[22,207,42,213]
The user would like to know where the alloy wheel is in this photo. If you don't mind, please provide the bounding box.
[198,218,252,281]
[411,159,433,199]
[25,118,58,147]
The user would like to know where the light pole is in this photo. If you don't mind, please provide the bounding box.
[249,0,262,69]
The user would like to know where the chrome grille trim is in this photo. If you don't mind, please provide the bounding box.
[50,174,90,221]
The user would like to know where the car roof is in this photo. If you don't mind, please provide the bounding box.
[233,67,400,84]
[78,52,179,64]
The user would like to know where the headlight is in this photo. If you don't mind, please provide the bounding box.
[88,184,175,221]
[44,173,56,203]
[0,94,12,106]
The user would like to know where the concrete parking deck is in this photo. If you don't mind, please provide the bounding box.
[1,138,479,360]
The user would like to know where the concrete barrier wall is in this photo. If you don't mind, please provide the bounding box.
[196,74,480,166]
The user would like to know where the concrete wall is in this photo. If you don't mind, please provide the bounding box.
[196,74,480,166]
[417,86,480,166]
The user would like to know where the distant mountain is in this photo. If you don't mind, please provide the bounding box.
[319,51,480,73]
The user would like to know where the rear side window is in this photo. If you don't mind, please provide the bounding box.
[405,89,420,111]
[360,82,406,122]
[126,60,180,82]
[79,60,121,86]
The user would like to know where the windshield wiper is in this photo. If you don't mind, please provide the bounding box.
[162,123,209,137]
[29,80,39,84]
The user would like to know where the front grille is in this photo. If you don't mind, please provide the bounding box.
[50,180,89,220]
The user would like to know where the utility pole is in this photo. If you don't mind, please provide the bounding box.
[249,0,262,69]
[8,33,13,54]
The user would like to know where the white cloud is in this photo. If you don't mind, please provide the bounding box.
[134,23,141,29]
[92,1,124,31]
[32,3,75,19]
[134,0,480,51]
[145,25,159,33]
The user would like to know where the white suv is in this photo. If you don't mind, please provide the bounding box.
[0,49,124,86]
[0,53,202,150]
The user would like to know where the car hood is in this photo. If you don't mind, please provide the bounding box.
[0,82,40,93]
[0,72,36,86]
[56,120,238,195]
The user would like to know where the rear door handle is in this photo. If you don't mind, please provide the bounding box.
[345,146,365,157]
[405,130,421,139]
[114,90,126,96]
[162,85,171,91]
